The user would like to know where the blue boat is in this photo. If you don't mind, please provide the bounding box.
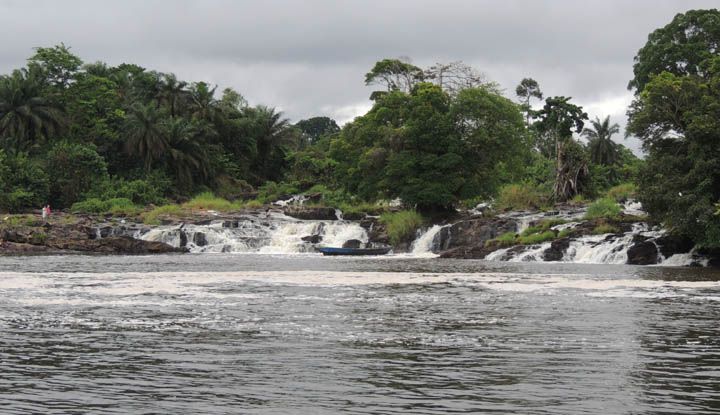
[316,246,392,256]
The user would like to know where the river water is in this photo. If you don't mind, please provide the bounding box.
[1,254,719,414]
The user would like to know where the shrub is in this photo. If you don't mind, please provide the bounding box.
[256,181,300,204]
[585,197,621,220]
[339,202,386,217]
[517,230,556,245]
[106,198,140,216]
[71,198,108,213]
[496,183,547,211]
[486,231,518,247]
[379,210,425,246]
[182,192,235,212]
[592,223,620,235]
[606,183,637,202]
[142,204,184,225]
[243,200,264,209]
[558,229,571,238]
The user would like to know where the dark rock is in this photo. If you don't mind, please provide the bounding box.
[179,230,188,248]
[306,193,323,203]
[543,238,571,261]
[222,220,239,228]
[193,219,214,226]
[193,232,208,247]
[655,235,694,258]
[284,206,338,221]
[436,217,517,251]
[627,240,660,265]
[342,239,363,249]
[302,234,322,244]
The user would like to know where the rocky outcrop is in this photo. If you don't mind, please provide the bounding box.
[284,206,338,221]
[627,238,660,265]
[0,221,185,255]
[435,217,517,258]
[543,238,571,261]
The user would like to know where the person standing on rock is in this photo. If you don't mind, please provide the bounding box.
[41,206,47,220]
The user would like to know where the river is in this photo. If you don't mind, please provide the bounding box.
[1,254,719,414]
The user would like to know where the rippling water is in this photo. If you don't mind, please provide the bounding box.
[1,254,720,414]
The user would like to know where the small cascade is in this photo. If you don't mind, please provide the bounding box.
[335,209,344,221]
[410,225,448,255]
[140,212,368,254]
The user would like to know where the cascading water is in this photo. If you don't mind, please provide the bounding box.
[410,225,448,256]
[139,212,368,254]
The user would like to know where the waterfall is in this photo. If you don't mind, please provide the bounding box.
[140,213,368,254]
[410,225,447,255]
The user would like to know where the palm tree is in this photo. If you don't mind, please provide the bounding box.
[582,115,620,165]
[189,82,218,122]
[0,68,65,151]
[245,106,295,182]
[124,102,168,171]
[157,73,188,117]
[163,118,208,190]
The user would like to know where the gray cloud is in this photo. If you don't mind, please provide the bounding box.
[1,0,718,154]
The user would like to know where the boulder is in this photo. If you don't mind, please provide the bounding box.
[302,234,322,244]
[284,206,338,221]
[436,217,517,252]
[543,238,571,261]
[342,239,363,249]
[627,240,660,265]
[193,232,208,247]
[655,235,694,258]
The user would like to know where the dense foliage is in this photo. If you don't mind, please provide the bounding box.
[627,8,720,247]
[0,45,642,217]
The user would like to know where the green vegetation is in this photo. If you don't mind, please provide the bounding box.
[142,205,184,225]
[606,183,637,202]
[489,231,518,247]
[4,14,719,253]
[379,210,425,246]
[496,183,547,211]
[626,9,720,247]
[585,198,621,220]
[592,223,620,235]
[517,230,556,245]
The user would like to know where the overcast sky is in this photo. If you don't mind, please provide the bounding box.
[1,0,717,154]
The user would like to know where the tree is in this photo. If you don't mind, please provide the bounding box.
[124,102,168,171]
[424,61,498,95]
[157,73,188,117]
[0,67,65,152]
[163,118,209,192]
[516,78,543,126]
[295,116,340,145]
[582,115,620,165]
[534,96,588,201]
[244,106,295,183]
[628,9,720,92]
[627,9,720,247]
[365,58,424,99]
[27,43,83,90]
[46,141,108,208]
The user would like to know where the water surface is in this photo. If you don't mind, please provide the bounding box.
[1,254,719,414]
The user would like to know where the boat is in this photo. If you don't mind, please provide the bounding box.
[316,246,392,256]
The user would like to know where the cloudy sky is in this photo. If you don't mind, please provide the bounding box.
[1,0,717,153]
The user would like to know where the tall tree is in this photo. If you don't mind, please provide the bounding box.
[157,73,188,117]
[0,67,65,152]
[295,116,340,145]
[628,8,720,92]
[516,78,543,126]
[582,116,620,165]
[534,96,588,201]
[365,58,424,99]
[27,43,83,90]
[124,102,168,171]
[627,9,720,247]
[424,61,498,95]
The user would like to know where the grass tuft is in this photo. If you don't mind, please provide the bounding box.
[379,210,425,246]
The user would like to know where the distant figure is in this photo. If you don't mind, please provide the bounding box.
[46,205,51,216]
[41,206,47,220]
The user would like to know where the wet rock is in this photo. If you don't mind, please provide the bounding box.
[222,220,239,228]
[342,239,363,249]
[179,230,188,248]
[284,206,338,221]
[302,234,322,244]
[193,232,208,247]
[627,240,660,265]
[436,217,517,252]
[543,238,571,261]
[655,235,694,258]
